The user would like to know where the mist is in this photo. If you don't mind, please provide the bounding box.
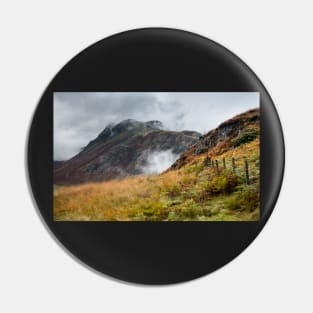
[139,150,179,175]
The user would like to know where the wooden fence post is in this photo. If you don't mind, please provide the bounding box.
[215,160,219,173]
[204,156,211,167]
[223,158,226,170]
[245,159,250,185]
[232,158,236,173]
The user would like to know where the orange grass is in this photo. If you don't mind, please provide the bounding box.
[54,171,180,221]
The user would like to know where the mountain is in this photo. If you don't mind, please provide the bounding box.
[54,119,200,185]
[170,108,260,170]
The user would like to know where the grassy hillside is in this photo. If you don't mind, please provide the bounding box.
[54,137,259,221]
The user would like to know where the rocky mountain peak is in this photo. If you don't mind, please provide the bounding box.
[145,120,163,129]
[99,119,164,138]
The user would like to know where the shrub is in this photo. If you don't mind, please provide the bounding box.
[167,211,180,221]
[184,163,204,175]
[143,201,168,218]
[180,174,197,186]
[202,208,212,217]
[224,186,259,212]
[205,171,240,195]
[166,184,181,197]
[223,196,241,211]
[132,213,145,221]
[234,129,258,147]
[181,206,203,218]
[127,198,170,220]
[178,199,205,219]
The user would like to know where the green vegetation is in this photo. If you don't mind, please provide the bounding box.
[234,129,258,147]
[224,185,259,212]
[205,171,241,195]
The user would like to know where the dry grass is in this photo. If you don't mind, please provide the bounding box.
[54,172,180,221]
[54,138,260,221]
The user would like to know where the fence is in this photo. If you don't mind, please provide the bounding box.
[203,156,255,185]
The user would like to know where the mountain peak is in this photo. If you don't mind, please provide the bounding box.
[99,119,163,138]
[111,119,142,133]
[145,120,163,129]
[114,119,164,131]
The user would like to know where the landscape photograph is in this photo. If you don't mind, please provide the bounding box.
[53,92,260,221]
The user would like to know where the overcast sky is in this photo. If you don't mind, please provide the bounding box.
[54,92,259,160]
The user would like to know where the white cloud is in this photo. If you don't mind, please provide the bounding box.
[139,150,179,175]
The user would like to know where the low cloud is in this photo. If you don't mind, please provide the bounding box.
[139,150,179,175]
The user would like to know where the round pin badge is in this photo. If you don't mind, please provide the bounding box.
[27,28,284,284]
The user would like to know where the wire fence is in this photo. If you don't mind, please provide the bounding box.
[203,156,259,185]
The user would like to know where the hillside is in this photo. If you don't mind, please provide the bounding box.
[54,119,200,185]
[170,108,259,169]
[54,109,260,221]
